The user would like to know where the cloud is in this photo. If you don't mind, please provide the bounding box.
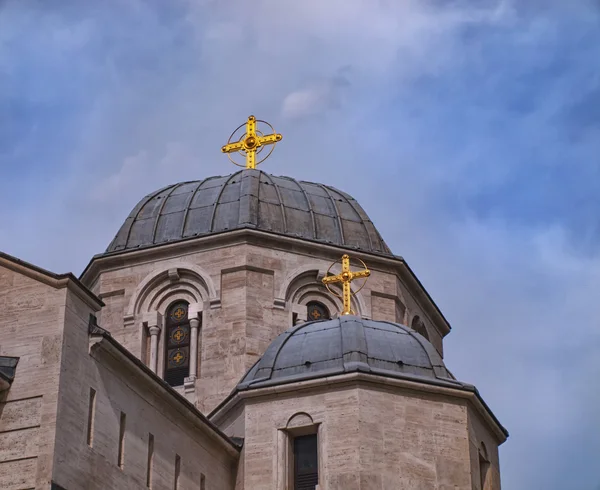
[2,0,600,488]
[282,68,351,119]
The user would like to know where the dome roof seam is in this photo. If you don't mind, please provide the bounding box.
[209,171,240,233]
[329,184,375,251]
[181,177,211,237]
[152,182,184,245]
[378,320,435,369]
[238,316,452,390]
[287,175,317,239]
[117,184,173,251]
[319,183,345,245]
[106,170,392,255]
[268,321,310,380]
[260,171,288,233]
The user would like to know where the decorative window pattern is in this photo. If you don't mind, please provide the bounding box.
[165,302,190,386]
[294,434,319,490]
[306,301,330,322]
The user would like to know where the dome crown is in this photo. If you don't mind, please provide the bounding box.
[237,316,460,391]
[107,169,391,255]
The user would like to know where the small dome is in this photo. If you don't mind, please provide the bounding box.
[237,316,463,391]
[106,169,392,255]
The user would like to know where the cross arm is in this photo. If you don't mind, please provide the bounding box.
[351,270,371,280]
[322,274,343,285]
[257,133,282,146]
[221,141,245,153]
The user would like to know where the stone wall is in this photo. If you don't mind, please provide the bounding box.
[51,289,238,490]
[235,380,474,490]
[468,405,502,490]
[85,234,446,414]
[0,264,66,490]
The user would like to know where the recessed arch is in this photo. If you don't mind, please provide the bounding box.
[286,412,314,429]
[281,267,369,318]
[127,262,218,317]
[276,265,328,305]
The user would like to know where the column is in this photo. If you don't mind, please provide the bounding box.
[189,317,200,379]
[148,325,161,374]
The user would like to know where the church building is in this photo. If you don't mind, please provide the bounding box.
[0,116,507,489]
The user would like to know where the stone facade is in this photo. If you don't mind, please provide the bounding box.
[0,255,238,490]
[0,172,507,489]
[211,374,504,490]
[81,230,449,414]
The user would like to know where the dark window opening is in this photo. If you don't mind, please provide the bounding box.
[411,315,430,341]
[294,434,318,490]
[164,302,191,387]
[479,442,490,490]
[306,302,330,322]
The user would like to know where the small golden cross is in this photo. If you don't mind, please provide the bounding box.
[174,308,185,320]
[173,330,184,342]
[322,254,370,316]
[221,115,282,169]
[173,351,184,364]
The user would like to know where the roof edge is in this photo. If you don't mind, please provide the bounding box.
[0,251,104,310]
[87,315,240,456]
[209,371,508,443]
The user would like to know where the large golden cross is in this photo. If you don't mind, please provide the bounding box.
[221,115,282,169]
[322,254,370,316]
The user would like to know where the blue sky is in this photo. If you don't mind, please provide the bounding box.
[2,1,600,488]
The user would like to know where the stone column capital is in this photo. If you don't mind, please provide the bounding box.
[148,325,161,336]
[189,317,200,329]
[188,302,203,319]
[143,311,163,329]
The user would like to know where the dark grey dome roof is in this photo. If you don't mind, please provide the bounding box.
[106,169,392,255]
[237,316,462,391]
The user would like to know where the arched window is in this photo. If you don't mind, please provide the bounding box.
[411,315,430,341]
[306,301,330,322]
[164,302,191,387]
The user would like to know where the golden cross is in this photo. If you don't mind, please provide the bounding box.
[173,351,184,364]
[221,115,282,169]
[174,308,185,320]
[322,254,370,316]
[173,330,184,342]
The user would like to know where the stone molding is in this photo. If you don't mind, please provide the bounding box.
[126,263,219,317]
[80,228,451,335]
[209,371,508,444]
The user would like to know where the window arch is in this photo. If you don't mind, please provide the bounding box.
[306,301,330,322]
[411,315,430,341]
[164,301,191,387]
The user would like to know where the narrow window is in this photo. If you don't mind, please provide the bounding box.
[86,388,96,447]
[293,434,318,490]
[174,454,181,490]
[479,442,490,490]
[146,433,154,488]
[164,302,191,386]
[200,473,205,490]
[411,315,430,341]
[118,412,126,469]
[306,301,330,322]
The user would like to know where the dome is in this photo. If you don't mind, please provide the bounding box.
[106,169,392,255]
[237,316,463,391]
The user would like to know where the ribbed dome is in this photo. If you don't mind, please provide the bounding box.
[106,169,392,255]
[237,316,463,391]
